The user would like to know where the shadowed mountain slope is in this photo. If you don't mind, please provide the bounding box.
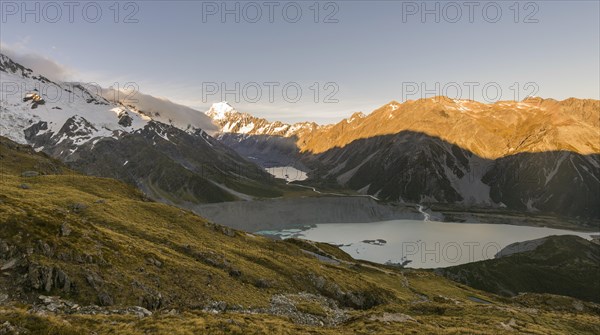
[437,235,600,303]
[218,130,600,222]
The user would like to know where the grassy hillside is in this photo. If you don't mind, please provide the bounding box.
[1,137,599,334]
[438,235,600,303]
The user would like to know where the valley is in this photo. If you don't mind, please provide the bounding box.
[2,52,598,229]
[1,1,599,332]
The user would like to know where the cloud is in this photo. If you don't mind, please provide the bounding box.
[100,86,218,134]
[0,43,76,81]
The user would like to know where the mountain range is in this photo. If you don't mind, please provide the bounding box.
[1,52,599,223]
[206,99,600,221]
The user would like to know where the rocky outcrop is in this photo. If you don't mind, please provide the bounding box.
[305,273,387,310]
[27,264,74,293]
[117,110,133,127]
[31,295,153,317]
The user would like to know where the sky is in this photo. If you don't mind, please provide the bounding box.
[1,0,599,124]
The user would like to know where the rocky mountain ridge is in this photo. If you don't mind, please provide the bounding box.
[207,97,599,158]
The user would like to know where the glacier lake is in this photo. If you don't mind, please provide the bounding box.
[265,166,308,182]
[257,220,596,269]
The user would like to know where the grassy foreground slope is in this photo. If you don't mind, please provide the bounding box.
[0,137,599,334]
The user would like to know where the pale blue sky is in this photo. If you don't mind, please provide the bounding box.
[1,1,599,124]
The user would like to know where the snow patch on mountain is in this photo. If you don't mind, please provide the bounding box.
[443,156,493,205]
[544,152,568,186]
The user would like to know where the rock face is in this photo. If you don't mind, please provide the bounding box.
[217,132,305,168]
[207,98,600,220]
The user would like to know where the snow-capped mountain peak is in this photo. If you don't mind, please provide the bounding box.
[205,102,321,138]
[205,101,236,120]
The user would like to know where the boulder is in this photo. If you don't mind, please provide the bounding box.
[69,203,88,213]
[21,171,39,177]
[60,223,72,237]
[98,291,114,306]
